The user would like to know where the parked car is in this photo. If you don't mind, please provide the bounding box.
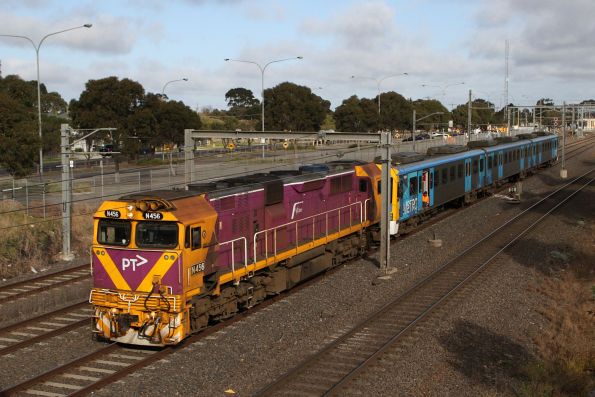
[430,132,451,139]
[402,133,430,142]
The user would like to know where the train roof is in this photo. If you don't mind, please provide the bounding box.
[188,160,367,199]
[396,134,557,173]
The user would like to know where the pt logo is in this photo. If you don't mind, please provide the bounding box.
[121,255,148,271]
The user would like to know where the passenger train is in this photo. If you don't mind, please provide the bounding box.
[90,133,558,345]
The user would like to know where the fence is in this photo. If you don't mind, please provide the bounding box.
[0,136,475,218]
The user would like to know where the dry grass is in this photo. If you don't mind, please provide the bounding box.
[520,223,595,396]
[0,200,94,279]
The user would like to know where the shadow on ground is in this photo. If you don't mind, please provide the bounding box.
[439,319,531,393]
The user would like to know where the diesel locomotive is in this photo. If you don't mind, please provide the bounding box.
[90,133,557,346]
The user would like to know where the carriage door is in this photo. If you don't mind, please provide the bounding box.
[421,170,431,209]
[464,158,472,192]
[478,155,485,188]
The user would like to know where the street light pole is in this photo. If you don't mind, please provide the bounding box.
[351,73,408,115]
[161,77,188,98]
[1,24,92,176]
[225,56,303,132]
[412,111,444,151]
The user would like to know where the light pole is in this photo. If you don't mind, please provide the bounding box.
[351,73,408,115]
[421,82,465,109]
[224,56,303,132]
[0,24,92,176]
[161,78,188,99]
[412,111,444,151]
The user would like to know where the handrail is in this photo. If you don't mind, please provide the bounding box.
[253,201,363,264]
[218,236,248,279]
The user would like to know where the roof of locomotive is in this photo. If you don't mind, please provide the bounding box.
[188,160,368,199]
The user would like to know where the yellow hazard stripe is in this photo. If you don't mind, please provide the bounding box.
[96,251,131,290]
[137,253,178,293]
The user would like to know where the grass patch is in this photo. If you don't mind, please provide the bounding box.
[519,221,595,396]
[0,200,94,279]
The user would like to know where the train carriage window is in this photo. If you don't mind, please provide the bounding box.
[359,179,367,192]
[480,158,484,172]
[136,222,179,249]
[191,227,202,250]
[472,159,478,174]
[441,168,448,184]
[488,156,493,169]
[457,164,464,178]
[429,172,434,188]
[450,166,455,182]
[466,162,470,176]
[434,172,439,187]
[410,175,418,195]
[98,219,131,246]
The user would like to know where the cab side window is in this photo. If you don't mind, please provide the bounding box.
[191,227,202,250]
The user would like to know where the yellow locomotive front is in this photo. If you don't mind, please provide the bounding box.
[89,192,217,346]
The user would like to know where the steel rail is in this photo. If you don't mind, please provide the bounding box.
[0,301,90,356]
[256,169,593,396]
[0,264,90,305]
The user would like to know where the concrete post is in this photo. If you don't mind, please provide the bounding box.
[379,131,391,273]
[60,124,74,261]
[184,129,195,186]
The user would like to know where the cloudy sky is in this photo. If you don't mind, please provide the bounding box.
[0,0,593,111]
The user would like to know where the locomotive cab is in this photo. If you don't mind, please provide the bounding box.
[90,192,217,346]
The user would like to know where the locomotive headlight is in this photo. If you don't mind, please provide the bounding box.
[127,204,135,219]
[150,311,156,319]
[111,308,118,314]
[127,212,134,219]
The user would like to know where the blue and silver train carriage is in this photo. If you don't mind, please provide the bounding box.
[392,133,558,228]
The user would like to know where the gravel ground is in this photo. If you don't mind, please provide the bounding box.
[3,136,590,396]
[0,324,105,390]
[90,138,594,397]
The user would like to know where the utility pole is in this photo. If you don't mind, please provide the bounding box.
[467,89,472,140]
[412,109,416,151]
[60,124,74,261]
[379,131,391,273]
[561,102,567,179]
[504,39,509,122]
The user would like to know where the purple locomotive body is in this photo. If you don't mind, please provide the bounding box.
[200,164,373,276]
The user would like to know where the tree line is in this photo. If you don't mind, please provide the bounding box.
[1,73,591,177]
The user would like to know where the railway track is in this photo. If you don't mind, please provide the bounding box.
[0,137,591,396]
[0,301,91,356]
[0,266,333,397]
[256,169,594,396]
[0,265,90,305]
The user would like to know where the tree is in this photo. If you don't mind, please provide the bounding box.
[376,91,413,130]
[225,87,259,108]
[143,94,202,147]
[451,98,497,129]
[0,74,69,157]
[0,92,39,177]
[411,99,449,130]
[264,82,329,131]
[69,77,146,155]
[334,96,372,132]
